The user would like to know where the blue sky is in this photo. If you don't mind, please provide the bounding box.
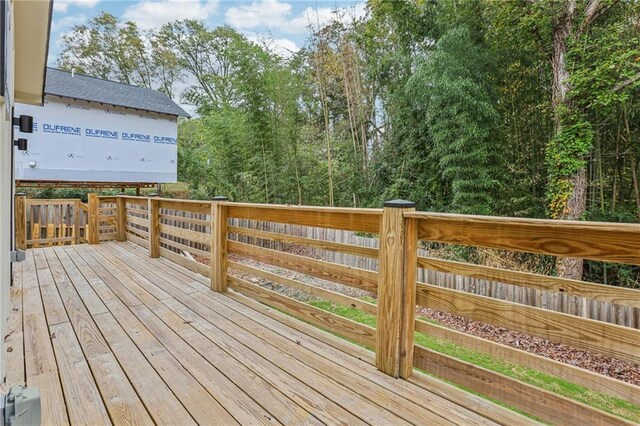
[49,0,365,64]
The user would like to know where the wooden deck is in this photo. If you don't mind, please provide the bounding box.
[3,242,534,425]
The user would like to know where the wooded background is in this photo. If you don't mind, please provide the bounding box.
[53,0,640,286]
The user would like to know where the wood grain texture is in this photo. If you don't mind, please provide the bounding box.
[130,304,280,426]
[28,371,70,426]
[225,202,382,233]
[10,242,562,425]
[22,252,59,377]
[417,256,640,308]
[125,208,149,218]
[413,345,633,426]
[116,196,126,242]
[92,312,198,425]
[159,237,210,259]
[14,194,27,250]
[75,200,81,244]
[27,236,75,245]
[228,225,379,258]
[159,246,210,275]
[87,193,99,244]
[376,206,416,378]
[408,212,640,265]
[160,301,367,426]
[26,198,80,206]
[414,318,640,405]
[148,198,160,258]
[126,214,150,226]
[159,223,209,245]
[210,201,228,292]
[416,282,640,365]
[70,247,240,425]
[227,291,535,426]
[129,255,424,425]
[96,196,117,203]
[131,264,431,425]
[33,250,69,327]
[229,240,378,293]
[229,260,378,315]
[112,241,533,425]
[4,260,25,387]
[49,322,111,425]
[125,225,149,240]
[44,249,154,425]
[158,198,211,214]
[126,232,150,249]
[159,213,210,227]
[228,275,377,349]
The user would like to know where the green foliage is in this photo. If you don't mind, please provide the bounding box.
[58,1,640,285]
[58,12,181,94]
[408,26,502,215]
[546,117,594,218]
[309,300,640,422]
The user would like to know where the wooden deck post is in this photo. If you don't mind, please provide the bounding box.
[88,193,99,244]
[210,196,229,292]
[116,193,127,242]
[376,200,417,378]
[14,193,27,250]
[148,195,160,258]
[74,200,81,245]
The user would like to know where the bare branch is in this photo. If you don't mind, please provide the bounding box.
[579,0,620,33]
[613,72,640,92]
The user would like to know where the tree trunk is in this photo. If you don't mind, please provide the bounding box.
[556,168,588,278]
[552,0,586,280]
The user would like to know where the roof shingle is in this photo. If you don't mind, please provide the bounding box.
[45,67,190,117]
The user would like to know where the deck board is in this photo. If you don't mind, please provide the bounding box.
[103,244,433,425]
[2,242,537,425]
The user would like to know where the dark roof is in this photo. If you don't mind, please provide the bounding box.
[45,67,190,117]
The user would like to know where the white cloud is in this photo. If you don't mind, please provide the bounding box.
[123,0,219,30]
[288,3,366,34]
[225,0,366,34]
[247,34,299,59]
[51,14,87,32]
[53,0,100,13]
[225,0,291,29]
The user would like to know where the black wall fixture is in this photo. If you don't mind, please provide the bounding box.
[13,115,34,133]
[13,138,27,151]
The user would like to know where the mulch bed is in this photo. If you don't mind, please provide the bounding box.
[417,306,640,386]
[193,246,640,387]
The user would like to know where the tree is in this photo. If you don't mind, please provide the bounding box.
[547,0,636,279]
[408,26,502,215]
[57,11,182,96]
[157,22,246,113]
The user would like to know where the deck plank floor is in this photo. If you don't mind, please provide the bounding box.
[3,242,535,425]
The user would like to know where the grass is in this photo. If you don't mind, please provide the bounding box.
[308,300,640,423]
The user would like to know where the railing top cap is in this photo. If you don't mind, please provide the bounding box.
[384,200,415,208]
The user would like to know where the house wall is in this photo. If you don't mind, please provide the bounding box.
[15,97,179,183]
[0,102,11,382]
[0,0,15,382]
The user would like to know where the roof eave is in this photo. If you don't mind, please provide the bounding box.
[45,92,190,118]
[14,0,53,105]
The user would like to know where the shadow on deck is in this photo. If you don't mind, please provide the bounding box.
[4,242,533,425]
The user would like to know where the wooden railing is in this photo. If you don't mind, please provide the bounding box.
[15,193,640,424]
[14,195,88,248]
